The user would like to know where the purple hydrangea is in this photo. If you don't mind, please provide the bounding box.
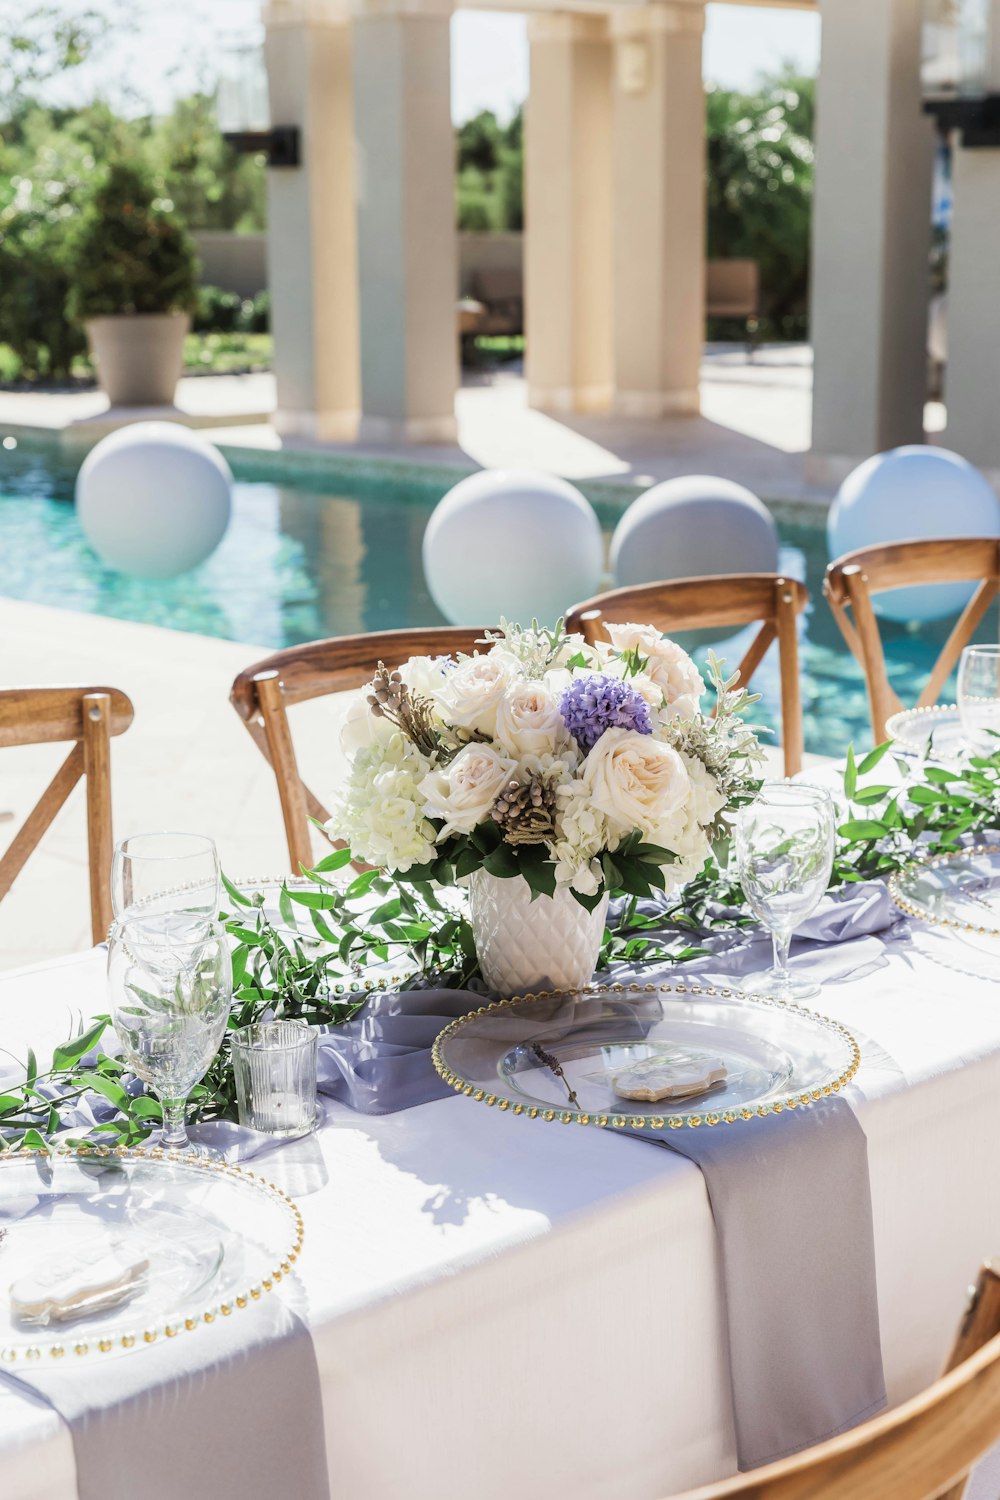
[560,674,652,753]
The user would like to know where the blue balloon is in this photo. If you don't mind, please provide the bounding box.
[827,446,1000,623]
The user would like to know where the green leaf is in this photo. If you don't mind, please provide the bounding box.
[25,1048,37,1089]
[221,872,252,908]
[286,887,342,909]
[844,744,857,800]
[370,897,403,926]
[311,848,353,873]
[75,1071,129,1111]
[279,884,296,928]
[837,818,889,841]
[344,869,382,900]
[483,844,519,879]
[852,786,892,806]
[52,1017,109,1071]
[857,742,892,775]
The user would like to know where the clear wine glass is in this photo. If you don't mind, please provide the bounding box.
[107,919,232,1151]
[735,783,836,1002]
[112,833,220,942]
[958,645,1000,757]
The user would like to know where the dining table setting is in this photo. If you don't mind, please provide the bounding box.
[6,622,1000,1500]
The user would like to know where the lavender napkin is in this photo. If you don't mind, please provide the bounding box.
[644,1099,886,1470]
[1,1271,329,1500]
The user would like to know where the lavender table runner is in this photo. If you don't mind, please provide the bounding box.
[1,1300,329,1500]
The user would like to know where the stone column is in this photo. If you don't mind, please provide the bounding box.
[809,0,935,478]
[352,0,458,444]
[264,0,359,440]
[610,1,706,418]
[941,0,1000,470]
[525,14,614,414]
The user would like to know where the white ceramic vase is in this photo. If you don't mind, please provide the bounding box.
[467,869,610,998]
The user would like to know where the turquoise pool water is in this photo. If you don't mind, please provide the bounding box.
[0,438,989,758]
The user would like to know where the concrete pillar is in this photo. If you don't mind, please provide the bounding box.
[525,14,614,414]
[610,1,706,418]
[941,0,1000,470]
[264,0,359,440]
[809,0,935,478]
[352,0,458,444]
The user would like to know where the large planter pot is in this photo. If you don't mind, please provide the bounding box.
[85,312,190,406]
[467,869,610,998]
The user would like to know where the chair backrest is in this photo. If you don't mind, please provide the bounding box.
[230,628,490,874]
[824,537,1000,743]
[565,574,808,776]
[0,686,134,944]
[706,259,760,319]
[666,1263,1000,1500]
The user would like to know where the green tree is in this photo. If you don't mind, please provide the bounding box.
[706,67,815,334]
[65,158,199,321]
[454,108,523,233]
[147,93,266,233]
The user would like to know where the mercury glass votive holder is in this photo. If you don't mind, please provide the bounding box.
[231,1020,318,1139]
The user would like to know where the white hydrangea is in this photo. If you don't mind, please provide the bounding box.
[325,732,437,872]
[551,780,615,895]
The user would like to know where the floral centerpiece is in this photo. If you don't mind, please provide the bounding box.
[327,621,763,995]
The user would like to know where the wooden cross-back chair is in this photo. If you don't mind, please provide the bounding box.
[669,1262,1000,1500]
[0,686,134,944]
[565,574,808,776]
[824,537,1000,744]
[230,628,490,874]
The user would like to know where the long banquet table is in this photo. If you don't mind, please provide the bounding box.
[3,923,1000,1500]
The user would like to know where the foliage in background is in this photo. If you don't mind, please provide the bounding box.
[456,108,524,232]
[64,158,199,320]
[706,66,815,339]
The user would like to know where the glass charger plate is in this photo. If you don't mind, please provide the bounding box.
[0,1146,303,1363]
[886,704,964,759]
[890,844,1000,940]
[433,983,861,1130]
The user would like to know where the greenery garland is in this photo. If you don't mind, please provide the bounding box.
[5,738,1000,1152]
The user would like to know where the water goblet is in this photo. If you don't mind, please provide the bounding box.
[735,783,836,1002]
[107,919,232,1151]
[112,832,220,942]
[958,645,1000,757]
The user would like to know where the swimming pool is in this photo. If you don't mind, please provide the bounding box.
[0,437,987,758]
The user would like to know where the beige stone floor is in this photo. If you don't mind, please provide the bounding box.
[0,597,355,970]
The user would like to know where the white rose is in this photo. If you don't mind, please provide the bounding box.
[433,651,516,739]
[582,727,690,839]
[340,688,391,755]
[398,654,453,701]
[495,680,569,758]
[604,623,705,721]
[419,743,517,837]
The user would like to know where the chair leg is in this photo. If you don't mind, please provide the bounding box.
[82,693,114,945]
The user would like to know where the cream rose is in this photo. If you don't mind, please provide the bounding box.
[419,743,517,837]
[495,680,568,758]
[582,727,690,839]
[604,623,705,721]
[433,652,515,739]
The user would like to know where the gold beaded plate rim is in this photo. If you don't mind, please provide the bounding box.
[889,843,1000,938]
[885,703,961,754]
[0,1145,304,1363]
[432,982,862,1131]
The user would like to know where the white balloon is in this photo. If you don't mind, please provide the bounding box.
[76,422,233,580]
[423,469,604,626]
[827,446,1000,623]
[611,476,778,586]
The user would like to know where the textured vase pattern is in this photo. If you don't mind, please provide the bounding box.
[467,870,610,998]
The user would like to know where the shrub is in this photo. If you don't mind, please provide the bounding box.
[245,290,270,334]
[0,203,85,380]
[65,160,199,323]
[192,283,244,333]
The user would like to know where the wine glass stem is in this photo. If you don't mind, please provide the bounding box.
[772,929,792,983]
[160,1095,189,1149]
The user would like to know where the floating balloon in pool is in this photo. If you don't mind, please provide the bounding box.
[422,469,604,627]
[76,422,232,580]
[610,476,778,587]
[827,446,1000,624]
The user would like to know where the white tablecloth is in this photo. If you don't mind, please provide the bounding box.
[2,929,1000,1500]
